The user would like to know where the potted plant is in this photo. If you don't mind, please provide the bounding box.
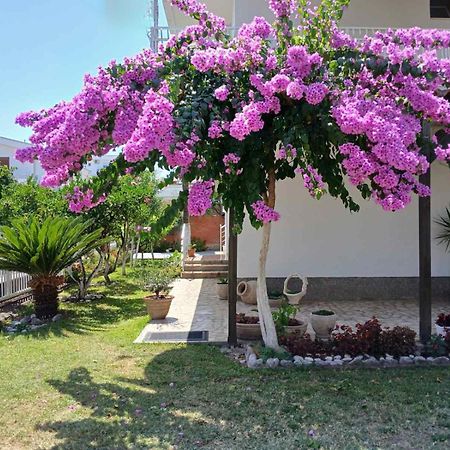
[310,309,337,341]
[272,303,307,337]
[268,289,285,308]
[187,243,196,258]
[435,313,450,337]
[216,277,228,300]
[0,217,104,319]
[236,313,262,340]
[141,267,175,320]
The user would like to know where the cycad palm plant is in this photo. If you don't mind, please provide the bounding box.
[435,206,450,253]
[0,217,103,318]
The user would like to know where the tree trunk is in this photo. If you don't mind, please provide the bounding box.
[135,235,141,262]
[130,236,135,268]
[121,245,127,275]
[256,167,279,350]
[102,244,112,284]
[33,284,59,319]
[257,222,280,349]
[77,252,105,299]
[121,224,129,276]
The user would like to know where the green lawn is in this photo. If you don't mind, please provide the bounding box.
[0,272,449,450]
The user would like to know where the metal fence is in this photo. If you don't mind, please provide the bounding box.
[0,270,32,303]
[148,25,450,59]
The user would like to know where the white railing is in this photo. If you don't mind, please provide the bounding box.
[148,25,450,58]
[0,270,31,303]
[219,223,226,255]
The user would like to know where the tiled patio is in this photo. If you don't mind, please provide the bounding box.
[135,278,449,344]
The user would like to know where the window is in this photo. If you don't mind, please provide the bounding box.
[0,157,9,168]
[431,0,450,18]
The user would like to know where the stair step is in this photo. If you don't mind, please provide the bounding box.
[181,271,228,279]
[184,264,228,271]
[185,258,228,265]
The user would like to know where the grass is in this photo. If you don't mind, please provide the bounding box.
[0,268,449,449]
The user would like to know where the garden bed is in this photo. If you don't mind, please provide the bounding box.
[228,316,450,369]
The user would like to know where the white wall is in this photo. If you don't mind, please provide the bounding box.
[238,163,450,278]
[165,0,450,30]
[0,137,44,182]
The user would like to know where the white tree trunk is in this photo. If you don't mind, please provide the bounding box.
[181,222,191,263]
[257,222,280,350]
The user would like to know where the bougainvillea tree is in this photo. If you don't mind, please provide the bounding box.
[16,0,450,348]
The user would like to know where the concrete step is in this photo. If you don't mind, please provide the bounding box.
[184,264,228,272]
[181,271,228,279]
[185,258,228,265]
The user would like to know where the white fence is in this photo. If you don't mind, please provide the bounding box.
[0,270,31,303]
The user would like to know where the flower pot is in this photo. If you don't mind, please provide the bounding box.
[237,280,257,305]
[236,322,262,340]
[285,320,307,337]
[436,324,449,337]
[216,283,228,300]
[143,295,173,320]
[283,274,308,305]
[310,311,336,340]
[187,248,195,257]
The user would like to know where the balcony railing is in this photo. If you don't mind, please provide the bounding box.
[148,25,450,58]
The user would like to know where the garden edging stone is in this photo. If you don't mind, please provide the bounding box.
[241,345,449,370]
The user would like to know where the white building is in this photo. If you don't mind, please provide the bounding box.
[158,0,450,300]
[0,136,121,183]
[0,136,44,182]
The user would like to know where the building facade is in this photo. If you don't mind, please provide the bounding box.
[0,136,44,182]
[160,0,450,299]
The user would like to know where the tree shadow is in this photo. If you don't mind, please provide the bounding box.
[37,345,450,449]
[39,347,238,449]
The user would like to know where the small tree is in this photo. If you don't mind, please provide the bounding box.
[16,0,450,348]
[0,217,104,318]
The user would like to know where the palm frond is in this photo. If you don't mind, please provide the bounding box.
[0,216,108,276]
[435,206,450,253]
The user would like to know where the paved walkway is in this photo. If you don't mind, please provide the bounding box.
[135,278,449,344]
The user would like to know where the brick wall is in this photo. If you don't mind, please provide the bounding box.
[164,214,225,249]
[190,214,224,248]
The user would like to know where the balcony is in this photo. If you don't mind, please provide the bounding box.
[147,26,450,58]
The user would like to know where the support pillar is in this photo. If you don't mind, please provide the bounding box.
[227,209,237,346]
[419,122,432,344]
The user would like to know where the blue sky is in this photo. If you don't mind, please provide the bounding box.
[0,0,167,142]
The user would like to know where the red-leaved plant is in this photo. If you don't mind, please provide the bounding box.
[436,313,450,327]
[280,318,417,358]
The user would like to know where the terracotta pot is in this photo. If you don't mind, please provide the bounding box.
[236,322,262,340]
[216,283,228,300]
[285,320,307,337]
[187,248,195,257]
[310,312,336,340]
[237,280,257,305]
[143,295,173,320]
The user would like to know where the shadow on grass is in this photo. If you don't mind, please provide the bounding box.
[4,278,147,341]
[38,345,450,449]
[39,346,238,449]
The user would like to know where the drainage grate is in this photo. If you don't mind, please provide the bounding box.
[143,330,209,342]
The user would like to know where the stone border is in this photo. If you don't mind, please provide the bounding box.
[243,345,450,369]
